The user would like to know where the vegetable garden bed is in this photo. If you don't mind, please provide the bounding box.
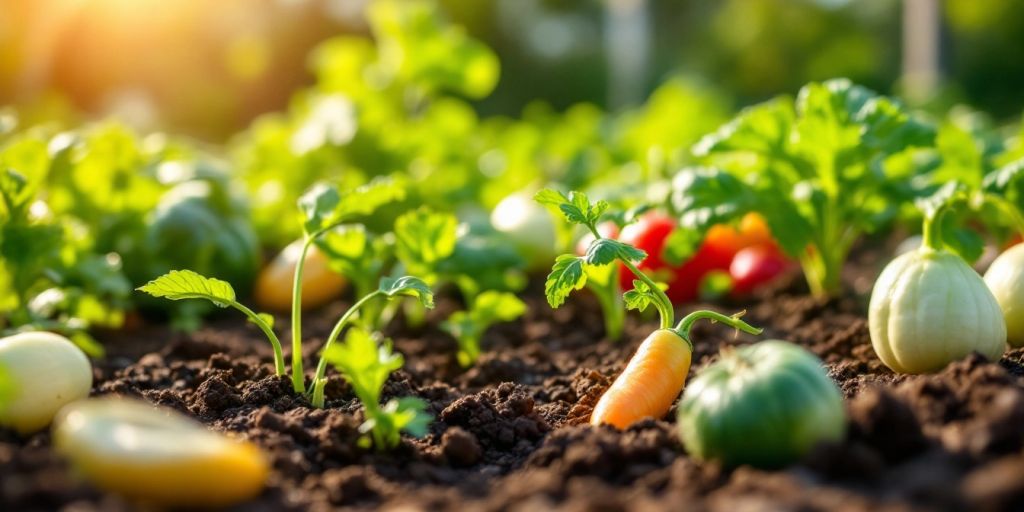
[6,241,1024,511]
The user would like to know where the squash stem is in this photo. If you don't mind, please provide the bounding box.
[673,310,762,351]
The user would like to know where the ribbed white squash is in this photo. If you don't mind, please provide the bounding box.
[869,248,1006,374]
[984,244,1024,347]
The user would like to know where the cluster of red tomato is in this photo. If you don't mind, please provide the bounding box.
[582,212,792,304]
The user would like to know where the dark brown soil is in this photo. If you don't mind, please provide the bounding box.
[5,245,1024,511]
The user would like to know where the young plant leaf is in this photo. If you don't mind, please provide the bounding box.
[442,290,526,366]
[623,279,657,312]
[533,188,609,228]
[393,208,458,277]
[384,397,432,438]
[544,255,586,308]
[379,276,435,308]
[136,270,236,307]
[584,238,646,266]
[299,177,407,234]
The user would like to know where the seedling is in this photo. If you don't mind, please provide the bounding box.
[394,207,527,366]
[441,290,526,366]
[323,327,432,449]
[536,189,761,428]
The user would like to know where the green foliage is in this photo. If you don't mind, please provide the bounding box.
[324,327,432,449]
[300,177,407,236]
[394,208,458,280]
[683,79,936,297]
[378,276,434,308]
[442,291,526,366]
[623,280,659,312]
[0,165,130,355]
[138,270,285,374]
[137,270,236,306]
[544,255,587,309]
[538,187,677,330]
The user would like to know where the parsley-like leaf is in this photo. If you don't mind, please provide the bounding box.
[544,255,586,308]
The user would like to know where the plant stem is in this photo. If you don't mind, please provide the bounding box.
[289,236,316,393]
[591,272,624,341]
[229,300,286,376]
[672,310,762,351]
[583,221,672,331]
[309,291,383,408]
[921,208,945,251]
[621,259,674,330]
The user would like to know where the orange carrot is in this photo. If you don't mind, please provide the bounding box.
[590,311,760,429]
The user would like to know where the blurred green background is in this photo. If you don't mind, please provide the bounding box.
[1,0,1022,141]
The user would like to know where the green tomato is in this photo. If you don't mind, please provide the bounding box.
[0,331,92,434]
[984,244,1024,347]
[677,340,846,469]
[870,247,1006,373]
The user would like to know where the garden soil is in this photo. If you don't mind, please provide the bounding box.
[4,243,1024,511]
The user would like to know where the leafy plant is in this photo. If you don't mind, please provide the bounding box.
[324,327,431,450]
[393,207,527,365]
[0,169,130,356]
[288,177,407,391]
[676,79,936,297]
[441,290,526,366]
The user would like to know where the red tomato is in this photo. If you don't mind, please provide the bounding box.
[618,213,736,304]
[575,222,620,256]
[729,244,790,296]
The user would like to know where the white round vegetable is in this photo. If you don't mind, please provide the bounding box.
[984,243,1024,347]
[491,191,557,270]
[869,247,1006,374]
[0,331,92,434]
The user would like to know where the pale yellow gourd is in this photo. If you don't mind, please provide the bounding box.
[53,398,268,507]
[984,243,1024,347]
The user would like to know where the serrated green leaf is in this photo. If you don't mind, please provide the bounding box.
[379,275,435,308]
[299,177,407,234]
[544,255,586,308]
[534,188,608,228]
[623,279,656,312]
[584,238,646,266]
[137,269,236,307]
[533,188,568,209]
[393,208,457,276]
